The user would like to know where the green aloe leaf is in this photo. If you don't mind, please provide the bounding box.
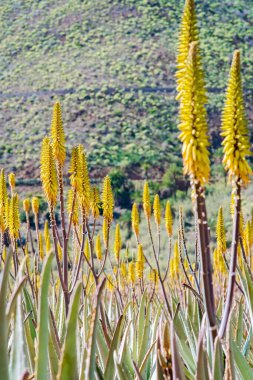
[10,295,28,378]
[0,251,12,380]
[171,321,186,380]
[83,278,106,380]
[57,281,82,380]
[104,314,124,380]
[35,252,54,380]
[231,339,253,379]
[212,337,224,380]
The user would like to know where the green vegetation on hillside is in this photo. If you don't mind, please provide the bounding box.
[0,0,253,181]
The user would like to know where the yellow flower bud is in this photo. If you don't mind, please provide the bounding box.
[153,194,161,226]
[128,262,135,284]
[51,102,66,165]
[114,224,121,261]
[23,198,30,213]
[131,202,139,238]
[32,197,39,214]
[165,200,173,236]
[40,137,58,206]
[95,235,102,260]
[90,186,100,219]
[84,239,90,260]
[143,181,151,219]
[9,193,20,239]
[8,173,15,192]
[77,145,91,213]
[102,175,114,222]
[39,232,44,261]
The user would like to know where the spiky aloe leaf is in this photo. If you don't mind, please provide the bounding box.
[57,281,82,380]
[114,352,131,380]
[24,311,36,372]
[23,287,37,341]
[96,320,109,371]
[138,339,157,377]
[104,315,124,380]
[223,318,236,380]
[7,275,26,321]
[173,312,195,375]
[82,278,106,380]
[170,321,186,380]
[212,337,224,380]
[9,295,28,378]
[195,318,209,380]
[231,340,253,379]
[137,299,150,368]
[0,251,12,380]
[35,252,54,380]
[156,335,164,380]
[235,297,244,348]
[238,263,253,328]
[48,308,61,380]
[117,320,134,377]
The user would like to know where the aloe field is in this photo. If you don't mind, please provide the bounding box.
[1,0,253,379]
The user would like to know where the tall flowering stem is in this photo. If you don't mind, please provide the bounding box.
[51,102,68,294]
[177,41,217,342]
[176,0,200,99]
[219,51,251,338]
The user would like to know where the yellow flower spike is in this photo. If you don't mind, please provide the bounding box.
[153,194,161,227]
[143,181,151,219]
[149,269,159,286]
[128,262,135,284]
[176,0,200,98]
[69,146,81,191]
[95,235,102,260]
[183,258,189,272]
[90,186,100,219]
[250,217,253,247]
[36,275,40,291]
[106,275,114,292]
[216,207,227,254]
[221,50,252,185]
[0,169,8,232]
[57,243,63,261]
[9,193,20,239]
[165,200,173,237]
[40,137,58,207]
[67,189,79,225]
[169,257,175,280]
[23,198,30,213]
[84,239,90,260]
[131,202,139,239]
[25,245,30,271]
[77,145,91,213]
[230,191,235,216]
[32,197,39,215]
[114,224,121,262]
[178,41,210,185]
[102,218,109,248]
[213,248,219,275]
[39,232,44,261]
[136,244,145,280]
[8,173,16,193]
[244,221,251,256]
[120,262,127,279]
[51,102,66,165]
[44,220,51,253]
[102,175,114,222]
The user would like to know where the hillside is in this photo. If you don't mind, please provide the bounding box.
[0,0,253,181]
